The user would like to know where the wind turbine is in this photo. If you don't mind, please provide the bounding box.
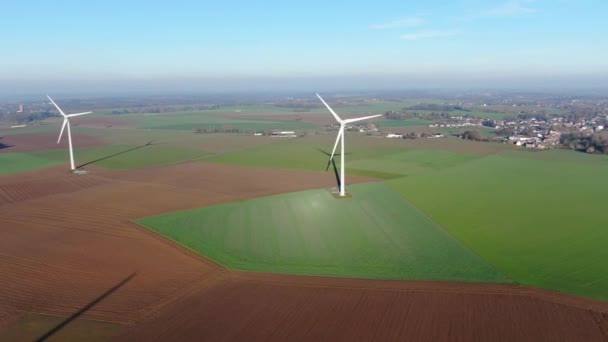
[316,93,382,197]
[47,95,92,172]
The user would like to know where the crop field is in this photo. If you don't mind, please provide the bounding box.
[205,135,407,177]
[119,272,608,342]
[114,111,320,132]
[2,110,608,340]
[347,149,482,177]
[0,153,62,175]
[138,182,508,282]
[0,125,56,136]
[205,135,504,178]
[30,144,208,169]
[389,150,608,300]
[0,143,208,174]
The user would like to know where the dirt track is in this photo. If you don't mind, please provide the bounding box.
[0,161,607,341]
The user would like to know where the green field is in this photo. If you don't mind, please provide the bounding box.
[205,134,406,176]
[28,144,208,170]
[0,153,62,175]
[388,150,608,300]
[0,125,56,136]
[119,112,319,132]
[0,143,208,175]
[138,182,508,282]
[3,113,608,301]
[348,149,481,177]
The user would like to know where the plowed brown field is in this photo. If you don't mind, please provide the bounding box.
[1,161,606,341]
[118,272,608,342]
[0,132,106,153]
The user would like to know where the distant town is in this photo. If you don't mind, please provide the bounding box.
[2,90,607,154]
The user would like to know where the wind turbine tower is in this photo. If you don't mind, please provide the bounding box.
[47,95,92,172]
[316,93,381,197]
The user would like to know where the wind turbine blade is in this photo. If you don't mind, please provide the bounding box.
[316,93,343,123]
[47,95,66,117]
[57,119,68,144]
[327,126,344,170]
[66,111,93,118]
[343,114,383,124]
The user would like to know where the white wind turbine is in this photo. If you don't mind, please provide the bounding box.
[47,95,93,172]
[316,93,382,197]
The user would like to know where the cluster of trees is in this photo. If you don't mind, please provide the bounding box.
[460,130,483,141]
[560,133,608,154]
[112,104,221,115]
[194,127,244,134]
[514,113,550,121]
[402,132,420,139]
[273,102,320,110]
[404,104,471,112]
[384,111,457,121]
[482,120,496,127]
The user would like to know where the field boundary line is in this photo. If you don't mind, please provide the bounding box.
[230,270,608,312]
[134,271,228,325]
[128,220,228,272]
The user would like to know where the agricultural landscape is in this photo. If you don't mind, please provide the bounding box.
[1,92,607,341]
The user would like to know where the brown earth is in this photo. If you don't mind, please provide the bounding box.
[0,161,606,341]
[0,132,106,153]
[0,162,369,326]
[118,272,608,342]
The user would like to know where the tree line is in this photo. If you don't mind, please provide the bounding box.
[560,133,608,154]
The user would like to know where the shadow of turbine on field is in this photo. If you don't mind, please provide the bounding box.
[35,272,137,342]
[76,141,159,169]
[0,137,13,150]
[317,148,344,191]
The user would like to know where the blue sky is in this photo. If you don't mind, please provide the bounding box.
[1,0,607,88]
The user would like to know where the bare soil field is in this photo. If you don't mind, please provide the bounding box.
[0,166,109,205]
[0,132,106,153]
[119,272,608,342]
[0,162,366,331]
[1,161,607,341]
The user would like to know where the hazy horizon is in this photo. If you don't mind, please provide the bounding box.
[1,0,607,96]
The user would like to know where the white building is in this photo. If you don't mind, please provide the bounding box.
[271,131,297,138]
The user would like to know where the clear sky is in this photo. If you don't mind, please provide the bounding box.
[1,0,607,91]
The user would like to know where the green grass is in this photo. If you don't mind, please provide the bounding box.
[348,149,481,177]
[138,182,509,282]
[376,120,432,128]
[28,144,208,169]
[0,153,62,175]
[0,313,124,341]
[205,135,405,177]
[121,112,319,132]
[0,125,56,136]
[388,150,608,300]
